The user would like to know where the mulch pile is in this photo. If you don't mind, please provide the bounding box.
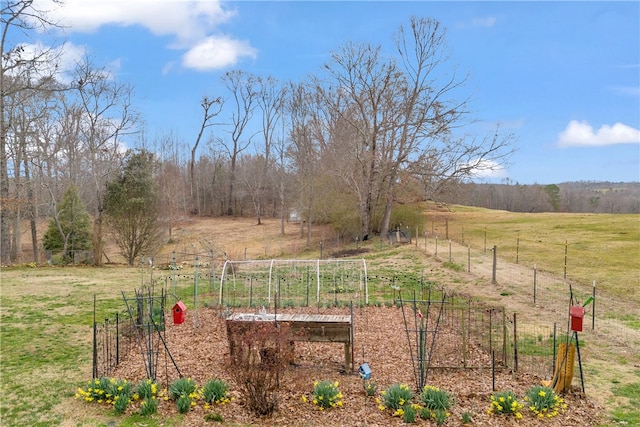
[113,305,602,426]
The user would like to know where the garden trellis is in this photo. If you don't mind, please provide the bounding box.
[218,259,368,308]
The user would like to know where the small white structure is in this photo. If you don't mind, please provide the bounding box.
[218,258,369,306]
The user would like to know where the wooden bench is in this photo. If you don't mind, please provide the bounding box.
[225,313,353,371]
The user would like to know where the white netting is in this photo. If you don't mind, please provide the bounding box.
[218,259,368,308]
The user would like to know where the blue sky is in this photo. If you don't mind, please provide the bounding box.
[26,0,640,184]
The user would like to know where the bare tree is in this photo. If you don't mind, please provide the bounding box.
[253,76,285,224]
[73,57,139,265]
[1,0,63,264]
[221,70,257,216]
[190,96,222,213]
[315,17,515,239]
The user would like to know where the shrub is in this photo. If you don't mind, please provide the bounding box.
[228,321,293,416]
[525,385,566,418]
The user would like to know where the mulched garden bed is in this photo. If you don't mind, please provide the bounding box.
[111,305,602,426]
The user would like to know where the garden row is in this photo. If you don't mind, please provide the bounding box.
[76,376,567,424]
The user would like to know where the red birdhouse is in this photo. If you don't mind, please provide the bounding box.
[172,301,187,325]
[570,306,585,332]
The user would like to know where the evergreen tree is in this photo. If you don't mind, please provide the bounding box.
[103,149,163,265]
[42,184,93,262]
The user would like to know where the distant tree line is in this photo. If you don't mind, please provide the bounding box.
[2,2,519,265]
[439,181,640,214]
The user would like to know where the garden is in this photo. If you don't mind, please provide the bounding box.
[78,301,602,426]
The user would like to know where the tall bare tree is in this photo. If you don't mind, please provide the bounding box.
[1,0,63,264]
[190,96,222,213]
[73,58,139,265]
[315,16,515,239]
[221,70,257,216]
[253,75,285,224]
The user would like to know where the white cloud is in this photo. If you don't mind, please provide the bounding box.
[182,36,257,71]
[557,120,640,147]
[470,17,497,28]
[34,0,255,71]
[609,85,640,97]
[467,159,508,181]
[5,41,88,84]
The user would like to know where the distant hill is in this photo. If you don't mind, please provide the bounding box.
[439,181,640,213]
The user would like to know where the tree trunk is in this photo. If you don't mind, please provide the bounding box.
[93,213,103,266]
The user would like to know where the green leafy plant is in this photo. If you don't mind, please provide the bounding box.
[202,378,231,405]
[402,403,417,423]
[419,385,452,424]
[488,390,523,419]
[461,410,473,423]
[169,377,197,400]
[169,377,199,413]
[525,385,566,418]
[363,381,377,397]
[75,377,133,415]
[138,397,158,416]
[136,378,158,400]
[310,380,344,410]
[204,412,224,422]
[176,394,193,414]
[379,383,414,411]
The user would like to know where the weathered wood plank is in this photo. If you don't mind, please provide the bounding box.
[225,312,354,370]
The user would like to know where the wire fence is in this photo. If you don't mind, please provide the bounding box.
[92,245,606,391]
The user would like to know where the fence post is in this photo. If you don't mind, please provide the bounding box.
[116,312,120,366]
[513,312,518,373]
[533,264,537,304]
[564,240,568,279]
[491,246,497,284]
[462,305,467,368]
[592,280,596,330]
[502,308,507,367]
[467,245,471,273]
[552,323,557,377]
[92,294,97,379]
[484,228,487,254]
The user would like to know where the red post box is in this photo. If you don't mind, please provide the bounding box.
[173,301,187,325]
[570,306,585,332]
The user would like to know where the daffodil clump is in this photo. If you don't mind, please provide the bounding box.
[202,378,233,410]
[169,377,199,414]
[525,385,567,418]
[378,383,414,411]
[75,377,133,414]
[363,380,377,396]
[305,380,344,410]
[488,390,524,419]
[419,385,452,425]
[135,379,159,416]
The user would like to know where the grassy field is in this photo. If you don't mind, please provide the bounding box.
[1,208,639,426]
[427,207,640,304]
